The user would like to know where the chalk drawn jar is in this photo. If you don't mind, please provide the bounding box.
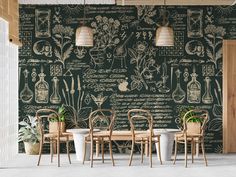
[202,77,213,104]
[172,69,186,103]
[35,69,49,104]
[187,67,201,103]
[50,77,61,104]
[20,69,33,103]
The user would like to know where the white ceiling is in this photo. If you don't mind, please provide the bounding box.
[19,0,236,5]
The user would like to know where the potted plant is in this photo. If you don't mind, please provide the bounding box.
[179,107,202,134]
[49,105,66,133]
[18,115,41,155]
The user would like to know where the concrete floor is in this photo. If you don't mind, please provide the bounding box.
[0,153,236,177]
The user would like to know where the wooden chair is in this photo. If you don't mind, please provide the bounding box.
[36,109,71,167]
[128,109,162,168]
[173,109,208,167]
[83,109,115,167]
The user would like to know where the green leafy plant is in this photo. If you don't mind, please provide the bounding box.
[18,115,41,144]
[179,106,203,123]
[49,105,66,122]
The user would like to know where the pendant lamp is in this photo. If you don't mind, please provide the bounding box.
[76,0,93,47]
[155,0,174,47]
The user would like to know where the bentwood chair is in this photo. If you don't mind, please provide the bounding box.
[36,109,71,167]
[128,109,162,168]
[83,109,115,167]
[173,109,209,168]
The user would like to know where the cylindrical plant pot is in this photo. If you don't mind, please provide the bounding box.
[49,122,65,133]
[187,122,201,134]
[24,142,40,155]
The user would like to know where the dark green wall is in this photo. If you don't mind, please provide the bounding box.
[19,4,236,153]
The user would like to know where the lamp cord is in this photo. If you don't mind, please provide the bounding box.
[162,0,167,26]
[83,0,86,25]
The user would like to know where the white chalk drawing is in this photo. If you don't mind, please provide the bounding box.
[63,69,73,76]
[63,5,82,16]
[50,64,62,76]
[129,41,159,91]
[119,14,135,23]
[91,93,108,109]
[202,77,213,104]
[204,24,226,68]
[35,9,51,38]
[157,60,170,93]
[53,7,62,24]
[52,24,74,67]
[111,33,133,69]
[131,6,156,27]
[215,145,223,154]
[20,69,34,103]
[50,77,61,104]
[90,16,120,68]
[74,47,87,59]
[19,31,32,57]
[118,78,129,92]
[185,40,204,57]
[183,68,189,82]
[202,64,215,76]
[215,6,236,16]
[205,7,214,24]
[172,69,186,103]
[31,68,37,82]
[213,79,222,117]
[35,67,49,104]
[33,40,52,57]
[63,79,70,106]
[84,93,91,105]
[187,67,201,103]
[70,77,75,107]
[187,9,203,38]
[208,118,222,132]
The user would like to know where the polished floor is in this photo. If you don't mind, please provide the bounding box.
[0,153,236,177]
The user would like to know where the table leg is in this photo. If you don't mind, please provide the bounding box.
[145,143,149,157]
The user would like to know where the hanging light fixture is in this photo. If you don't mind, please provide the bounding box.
[76,0,93,47]
[155,0,174,47]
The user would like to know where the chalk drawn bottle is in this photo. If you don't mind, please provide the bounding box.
[202,77,213,104]
[35,67,49,104]
[187,67,201,103]
[20,69,33,103]
[172,69,186,103]
[50,77,61,104]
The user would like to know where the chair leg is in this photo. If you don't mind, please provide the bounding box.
[191,138,194,164]
[157,136,162,165]
[37,140,43,166]
[173,138,177,165]
[82,139,87,165]
[90,139,94,168]
[141,140,143,163]
[66,137,71,164]
[57,139,60,167]
[184,138,188,168]
[201,140,208,166]
[96,141,100,157]
[109,140,115,166]
[129,139,135,166]
[50,139,53,163]
[149,137,152,168]
[101,139,104,163]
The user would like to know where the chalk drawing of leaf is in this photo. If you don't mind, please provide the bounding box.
[144,17,155,25]
[128,48,138,59]
[206,48,213,59]
[63,44,73,61]
[54,48,61,59]
[131,80,142,91]
[207,34,214,38]
[52,37,61,48]
[208,118,222,131]
[216,48,222,60]
[78,107,92,121]
[205,37,213,47]
[216,40,222,47]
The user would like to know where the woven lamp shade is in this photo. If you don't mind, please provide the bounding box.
[76,26,93,47]
[155,26,174,46]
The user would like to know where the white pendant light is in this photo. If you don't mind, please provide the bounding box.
[155,26,174,46]
[75,0,93,47]
[155,0,174,47]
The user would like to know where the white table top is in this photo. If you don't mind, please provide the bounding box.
[153,128,181,134]
[66,128,100,134]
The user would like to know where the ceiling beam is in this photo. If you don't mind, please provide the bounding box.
[116,0,236,6]
[19,0,116,4]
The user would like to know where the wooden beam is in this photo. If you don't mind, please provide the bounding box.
[116,0,235,6]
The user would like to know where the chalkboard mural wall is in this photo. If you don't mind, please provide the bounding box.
[19,4,236,153]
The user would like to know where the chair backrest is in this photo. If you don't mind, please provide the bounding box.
[36,109,61,138]
[182,109,209,135]
[128,109,153,137]
[89,109,115,137]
